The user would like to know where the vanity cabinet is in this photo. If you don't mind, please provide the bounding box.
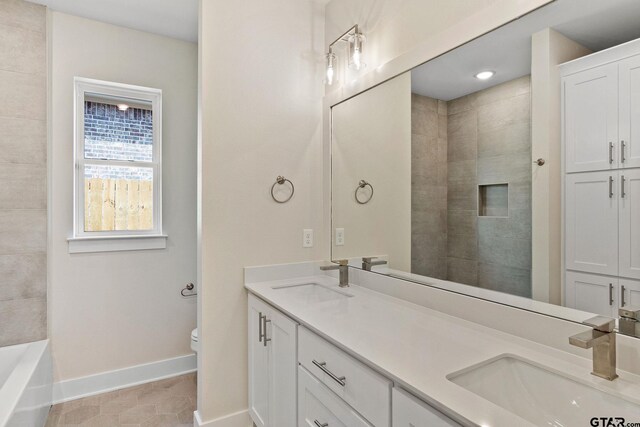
[298,326,392,427]
[298,365,371,427]
[392,387,462,427]
[248,294,297,427]
[248,294,463,427]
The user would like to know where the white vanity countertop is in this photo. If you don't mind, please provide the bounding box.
[245,275,640,427]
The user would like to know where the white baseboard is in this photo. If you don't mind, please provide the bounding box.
[53,353,196,404]
[194,409,251,427]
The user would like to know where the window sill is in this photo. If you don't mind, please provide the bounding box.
[67,234,168,254]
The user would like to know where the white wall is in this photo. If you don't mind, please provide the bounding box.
[332,72,411,270]
[531,28,590,304]
[198,0,325,423]
[48,12,197,383]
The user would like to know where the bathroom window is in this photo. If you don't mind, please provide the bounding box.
[70,78,165,253]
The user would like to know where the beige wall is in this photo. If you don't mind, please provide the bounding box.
[0,0,47,347]
[332,72,411,270]
[197,0,553,424]
[531,28,590,304]
[198,0,325,422]
[49,12,197,382]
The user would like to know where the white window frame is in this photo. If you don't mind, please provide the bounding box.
[69,77,166,253]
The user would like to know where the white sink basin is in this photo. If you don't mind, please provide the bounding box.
[448,355,640,426]
[272,282,353,303]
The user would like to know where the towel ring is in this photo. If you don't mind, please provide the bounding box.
[271,176,295,203]
[355,180,374,204]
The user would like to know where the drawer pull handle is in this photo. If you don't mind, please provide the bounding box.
[312,360,346,386]
[263,317,271,347]
[258,312,264,343]
[314,421,328,427]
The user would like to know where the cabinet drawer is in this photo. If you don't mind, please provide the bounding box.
[298,366,371,427]
[298,327,391,427]
[392,387,462,427]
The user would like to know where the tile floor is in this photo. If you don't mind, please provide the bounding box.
[45,373,196,427]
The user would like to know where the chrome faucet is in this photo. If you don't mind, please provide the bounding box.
[320,260,349,287]
[569,316,618,380]
[362,256,387,271]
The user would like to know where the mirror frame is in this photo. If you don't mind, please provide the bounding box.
[322,0,610,326]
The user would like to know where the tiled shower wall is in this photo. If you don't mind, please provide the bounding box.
[411,95,448,279]
[412,76,532,297]
[0,0,47,346]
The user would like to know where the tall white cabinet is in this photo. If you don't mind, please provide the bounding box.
[562,39,640,316]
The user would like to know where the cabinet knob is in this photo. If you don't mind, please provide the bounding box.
[533,158,545,166]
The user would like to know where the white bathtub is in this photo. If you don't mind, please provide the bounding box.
[0,340,52,427]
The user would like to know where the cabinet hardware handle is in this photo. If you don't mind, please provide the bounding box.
[262,317,271,347]
[609,283,614,306]
[610,142,614,164]
[622,140,626,163]
[314,421,328,427]
[622,285,626,307]
[622,175,626,198]
[258,312,264,343]
[609,176,614,198]
[312,360,346,386]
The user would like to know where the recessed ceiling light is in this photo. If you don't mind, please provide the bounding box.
[117,104,130,111]
[475,70,495,80]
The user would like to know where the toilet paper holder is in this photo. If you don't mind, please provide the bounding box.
[181,283,197,297]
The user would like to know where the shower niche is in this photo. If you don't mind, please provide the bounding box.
[478,183,508,217]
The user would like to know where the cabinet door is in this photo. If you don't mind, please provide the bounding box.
[392,388,462,427]
[619,55,640,168]
[267,307,297,427]
[565,172,619,275]
[565,271,617,317]
[619,169,640,280]
[620,278,640,309]
[298,366,371,427]
[564,63,618,172]
[248,295,270,427]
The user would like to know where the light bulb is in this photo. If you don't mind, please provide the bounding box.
[326,66,335,85]
[117,103,130,111]
[325,51,336,85]
[475,70,495,80]
[352,49,361,70]
[348,32,366,71]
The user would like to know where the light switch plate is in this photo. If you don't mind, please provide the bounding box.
[303,229,313,248]
[335,228,345,246]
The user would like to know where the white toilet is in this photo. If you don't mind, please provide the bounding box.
[190,328,199,352]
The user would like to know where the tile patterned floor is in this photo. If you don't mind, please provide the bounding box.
[45,373,196,427]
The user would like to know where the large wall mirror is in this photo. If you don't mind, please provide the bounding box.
[331,0,640,331]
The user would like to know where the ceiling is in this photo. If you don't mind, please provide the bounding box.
[27,0,199,42]
[411,0,640,101]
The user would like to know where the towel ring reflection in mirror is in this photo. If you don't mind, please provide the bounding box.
[355,180,374,204]
[271,175,295,203]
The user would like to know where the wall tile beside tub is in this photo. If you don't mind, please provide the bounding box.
[0,0,47,347]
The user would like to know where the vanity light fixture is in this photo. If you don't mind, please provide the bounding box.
[475,70,495,80]
[325,50,337,85]
[324,24,366,85]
